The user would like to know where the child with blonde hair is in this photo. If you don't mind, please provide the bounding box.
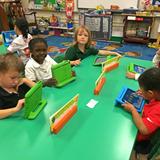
[65,25,121,66]
[0,53,35,119]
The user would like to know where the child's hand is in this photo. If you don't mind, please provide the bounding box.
[126,72,135,79]
[136,89,143,96]
[43,78,57,87]
[156,49,160,56]
[15,99,25,112]
[72,71,76,77]
[108,51,122,57]
[70,59,81,66]
[121,101,136,113]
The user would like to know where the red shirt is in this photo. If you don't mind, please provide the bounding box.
[137,99,160,141]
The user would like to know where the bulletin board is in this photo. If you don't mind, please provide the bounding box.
[77,0,139,9]
[34,0,56,4]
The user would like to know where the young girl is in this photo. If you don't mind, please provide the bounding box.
[25,38,57,87]
[122,68,160,159]
[64,25,121,66]
[0,53,35,119]
[7,18,32,64]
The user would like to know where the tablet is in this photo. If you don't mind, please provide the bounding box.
[128,63,146,74]
[93,56,109,66]
[115,87,145,112]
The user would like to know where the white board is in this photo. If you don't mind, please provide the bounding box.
[77,0,139,9]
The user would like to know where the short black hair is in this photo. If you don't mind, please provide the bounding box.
[138,67,160,92]
[28,38,48,51]
[15,18,29,39]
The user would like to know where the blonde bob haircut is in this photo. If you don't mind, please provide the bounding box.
[74,25,92,48]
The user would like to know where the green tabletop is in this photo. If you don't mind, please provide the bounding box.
[0,44,7,55]
[0,56,152,160]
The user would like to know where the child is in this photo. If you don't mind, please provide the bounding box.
[64,25,121,66]
[122,67,160,159]
[0,53,35,119]
[25,38,57,87]
[126,49,160,80]
[7,18,32,64]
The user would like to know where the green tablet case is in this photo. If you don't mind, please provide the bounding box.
[51,60,76,87]
[24,81,47,119]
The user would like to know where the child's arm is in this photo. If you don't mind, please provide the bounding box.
[0,99,24,119]
[70,59,81,66]
[122,102,150,135]
[25,66,37,82]
[19,78,35,88]
[98,50,122,57]
[126,72,140,80]
[152,50,160,67]
[43,78,57,87]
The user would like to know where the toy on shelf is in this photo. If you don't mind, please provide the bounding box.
[24,81,47,119]
[94,71,106,95]
[50,94,79,134]
[2,30,17,47]
[96,5,105,14]
[49,14,58,26]
[115,87,145,112]
[127,63,146,74]
[51,60,76,87]
[102,56,121,73]
[54,0,65,11]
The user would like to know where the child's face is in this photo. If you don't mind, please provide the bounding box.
[14,25,20,35]
[0,69,20,89]
[77,29,89,45]
[139,87,153,100]
[31,42,48,64]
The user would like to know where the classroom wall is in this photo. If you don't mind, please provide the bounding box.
[22,0,160,39]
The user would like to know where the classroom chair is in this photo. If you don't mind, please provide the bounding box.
[148,129,160,160]
[8,1,38,31]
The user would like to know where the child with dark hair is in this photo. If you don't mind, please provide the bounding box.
[0,53,35,119]
[65,25,121,66]
[7,18,32,64]
[25,38,57,87]
[122,67,160,159]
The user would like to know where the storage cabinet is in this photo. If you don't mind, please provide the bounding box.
[84,14,112,40]
[123,16,153,43]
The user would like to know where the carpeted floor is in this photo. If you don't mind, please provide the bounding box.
[45,35,157,61]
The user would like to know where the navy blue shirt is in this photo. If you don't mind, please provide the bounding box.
[0,84,30,109]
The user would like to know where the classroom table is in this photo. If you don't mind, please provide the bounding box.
[0,56,152,160]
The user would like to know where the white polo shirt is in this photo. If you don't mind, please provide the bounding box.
[7,34,32,64]
[25,55,57,81]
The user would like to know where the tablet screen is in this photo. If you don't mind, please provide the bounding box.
[122,88,143,109]
[134,64,145,74]
[95,57,107,64]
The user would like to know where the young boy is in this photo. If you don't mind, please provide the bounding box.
[122,67,160,159]
[25,38,57,87]
[0,53,35,119]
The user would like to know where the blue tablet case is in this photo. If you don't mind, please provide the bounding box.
[2,30,17,47]
[115,87,145,112]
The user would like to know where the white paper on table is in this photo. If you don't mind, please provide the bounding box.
[86,99,98,109]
